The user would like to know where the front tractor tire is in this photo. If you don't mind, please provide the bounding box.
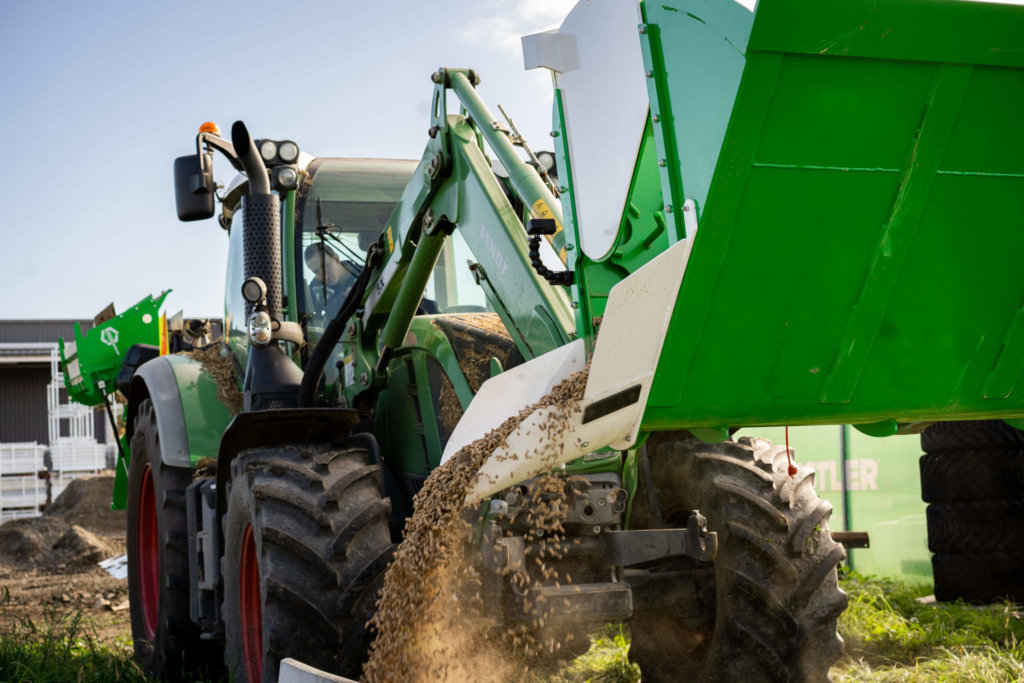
[629,435,848,682]
[126,399,221,680]
[221,444,395,683]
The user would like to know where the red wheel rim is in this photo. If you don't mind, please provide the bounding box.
[240,523,263,683]
[136,464,159,642]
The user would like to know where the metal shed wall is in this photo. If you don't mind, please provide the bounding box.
[0,320,95,445]
[0,366,50,443]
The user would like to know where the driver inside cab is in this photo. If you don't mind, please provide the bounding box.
[304,242,357,319]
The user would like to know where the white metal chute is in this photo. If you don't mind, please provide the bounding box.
[522,0,649,260]
[453,239,694,506]
[440,339,587,464]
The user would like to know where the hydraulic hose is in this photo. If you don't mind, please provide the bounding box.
[298,245,382,407]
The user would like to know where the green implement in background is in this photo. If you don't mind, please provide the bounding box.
[59,291,169,406]
[637,0,1024,432]
[742,426,931,584]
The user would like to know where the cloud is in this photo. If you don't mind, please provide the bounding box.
[459,0,578,55]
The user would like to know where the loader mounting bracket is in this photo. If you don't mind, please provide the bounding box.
[606,512,718,565]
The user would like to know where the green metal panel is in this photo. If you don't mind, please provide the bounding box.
[374,349,436,476]
[640,0,1024,431]
[551,88,594,345]
[59,292,169,406]
[639,0,752,226]
[404,317,476,408]
[843,428,932,584]
[445,135,573,357]
[747,0,1024,70]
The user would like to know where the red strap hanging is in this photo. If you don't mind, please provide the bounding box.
[785,426,797,478]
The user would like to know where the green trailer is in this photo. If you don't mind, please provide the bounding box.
[639,0,1024,432]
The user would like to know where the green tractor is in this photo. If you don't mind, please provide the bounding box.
[109,0,1024,681]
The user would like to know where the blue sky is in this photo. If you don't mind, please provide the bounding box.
[0,0,575,320]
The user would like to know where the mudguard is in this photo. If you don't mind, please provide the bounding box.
[127,354,237,468]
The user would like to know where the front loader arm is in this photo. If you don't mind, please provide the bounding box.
[356,69,575,379]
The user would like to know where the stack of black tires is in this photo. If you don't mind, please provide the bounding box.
[920,419,1024,603]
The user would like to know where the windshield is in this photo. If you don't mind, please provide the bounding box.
[296,158,493,332]
[296,158,415,325]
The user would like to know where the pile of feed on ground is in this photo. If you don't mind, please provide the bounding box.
[0,473,130,644]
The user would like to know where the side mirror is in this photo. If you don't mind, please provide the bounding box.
[173,154,215,221]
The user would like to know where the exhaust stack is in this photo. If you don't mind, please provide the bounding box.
[231,121,302,411]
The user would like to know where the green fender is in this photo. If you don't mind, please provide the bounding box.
[115,353,236,508]
[125,354,237,469]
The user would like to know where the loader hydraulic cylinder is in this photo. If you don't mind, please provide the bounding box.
[376,228,447,371]
[447,70,566,253]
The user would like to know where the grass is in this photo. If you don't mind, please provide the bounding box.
[833,570,1024,681]
[0,593,149,682]
[546,571,1024,682]
[548,625,641,683]
[0,574,1020,682]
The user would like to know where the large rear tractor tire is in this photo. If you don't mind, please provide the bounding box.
[126,399,222,680]
[629,435,848,682]
[221,444,395,683]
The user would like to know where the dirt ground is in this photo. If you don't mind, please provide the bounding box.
[0,473,132,645]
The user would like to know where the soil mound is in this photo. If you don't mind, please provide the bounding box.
[0,473,126,570]
[0,516,70,567]
[46,473,125,536]
[39,525,123,570]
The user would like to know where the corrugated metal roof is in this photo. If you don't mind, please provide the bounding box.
[0,320,92,345]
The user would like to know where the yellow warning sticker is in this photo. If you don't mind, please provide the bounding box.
[531,199,563,233]
[158,312,169,356]
[531,199,568,264]
[386,225,394,255]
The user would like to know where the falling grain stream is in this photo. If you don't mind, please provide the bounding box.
[364,368,589,682]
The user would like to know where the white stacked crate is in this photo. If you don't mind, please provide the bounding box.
[0,507,43,524]
[46,347,109,503]
[0,442,45,521]
[47,348,97,445]
[49,442,107,500]
[0,442,44,475]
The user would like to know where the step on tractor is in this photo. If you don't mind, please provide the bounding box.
[73,0,1024,680]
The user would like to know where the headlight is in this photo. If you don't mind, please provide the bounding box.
[241,277,267,304]
[275,166,299,190]
[248,310,273,347]
[278,141,299,163]
[259,140,278,163]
